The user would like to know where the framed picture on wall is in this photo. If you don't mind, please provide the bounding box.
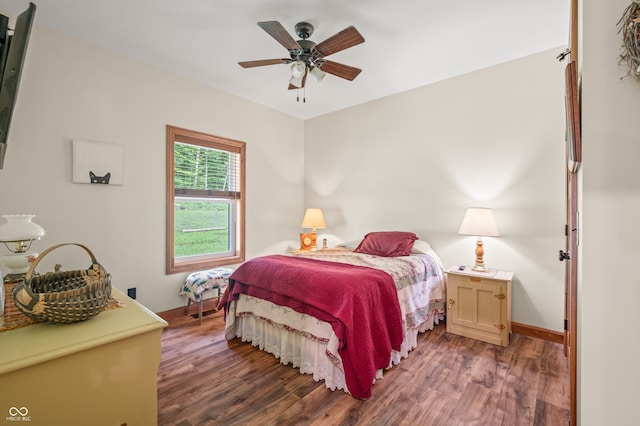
[72,139,124,185]
[565,60,582,173]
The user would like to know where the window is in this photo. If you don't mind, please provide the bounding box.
[166,125,245,274]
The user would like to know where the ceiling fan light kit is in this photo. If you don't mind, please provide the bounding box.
[309,66,326,82]
[291,61,306,79]
[238,20,364,101]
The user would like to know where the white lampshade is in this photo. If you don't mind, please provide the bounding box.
[458,208,500,237]
[458,207,498,272]
[0,214,46,276]
[0,214,45,243]
[301,208,326,229]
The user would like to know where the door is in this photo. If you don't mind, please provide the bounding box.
[561,3,580,423]
[562,154,579,426]
[449,276,503,334]
[562,57,580,426]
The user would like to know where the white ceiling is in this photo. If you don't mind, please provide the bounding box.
[0,0,570,120]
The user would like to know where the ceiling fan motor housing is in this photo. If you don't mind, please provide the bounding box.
[292,39,319,65]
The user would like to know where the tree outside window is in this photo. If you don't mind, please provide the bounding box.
[166,125,245,274]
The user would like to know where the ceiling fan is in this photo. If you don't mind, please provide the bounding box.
[238,21,365,94]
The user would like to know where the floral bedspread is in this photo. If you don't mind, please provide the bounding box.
[292,247,446,329]
[224,247,447,395]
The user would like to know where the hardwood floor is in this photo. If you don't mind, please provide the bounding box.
[157,310,569,425]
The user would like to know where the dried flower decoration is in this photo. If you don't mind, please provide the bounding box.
[618,1,640,78]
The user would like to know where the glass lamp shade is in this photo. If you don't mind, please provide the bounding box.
[291,61,306,79]
[0,214,45,276]
[289,61,306,88]
[289,75,303,88]
[310,66,326,82]
[0,214,46,244]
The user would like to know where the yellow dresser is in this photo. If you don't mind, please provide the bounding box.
[0,288,167,426]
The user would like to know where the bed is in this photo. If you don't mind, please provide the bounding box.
[219,232,446,399]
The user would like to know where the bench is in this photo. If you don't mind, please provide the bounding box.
[180,267,233,324]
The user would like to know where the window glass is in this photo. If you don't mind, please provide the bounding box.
[166,126,245,274]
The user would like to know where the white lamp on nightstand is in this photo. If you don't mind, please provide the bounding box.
[301,208,326,250]
[458,208,500,272]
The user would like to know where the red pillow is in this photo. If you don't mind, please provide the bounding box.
[354,231,418,257]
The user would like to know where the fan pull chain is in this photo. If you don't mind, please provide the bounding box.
[303,86,306,103]
[296,87,307,103]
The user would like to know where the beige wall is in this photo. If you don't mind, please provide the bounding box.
[0,25,305,312]
[305,48,567,332]
[4,4,637,421]
[1,24,568,335]
[580,0,640,423]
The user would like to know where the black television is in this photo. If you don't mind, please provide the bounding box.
[0,2,35,169]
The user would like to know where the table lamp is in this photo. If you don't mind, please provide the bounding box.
[301,208,326,249]
[0,214,46,279]
[458,208,499,272]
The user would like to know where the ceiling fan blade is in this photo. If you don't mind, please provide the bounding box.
[257,21,301,52]
[319,60,362,81]
[238,59,290,68]
[315,26,365,57]
[288,67,308,90]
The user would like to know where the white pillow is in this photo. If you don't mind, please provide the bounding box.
[336,239,361,250]
[410,239,433,254]
[411,240,445,271]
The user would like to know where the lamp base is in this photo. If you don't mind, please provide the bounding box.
[472,239,488,273]
[1,251,38,275]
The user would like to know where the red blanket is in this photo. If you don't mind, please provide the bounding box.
[223,255,403,399]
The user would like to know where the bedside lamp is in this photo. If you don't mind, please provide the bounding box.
[0,214,46,279]
[301,208,326,249]
[458,208,499,272]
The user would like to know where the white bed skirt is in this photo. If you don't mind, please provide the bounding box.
[230,297,444,394]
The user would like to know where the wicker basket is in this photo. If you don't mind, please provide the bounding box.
[12,243,112,324]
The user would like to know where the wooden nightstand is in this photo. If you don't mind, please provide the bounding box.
[445,266,514,347]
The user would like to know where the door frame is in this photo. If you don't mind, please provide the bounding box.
[564,0,581,417]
